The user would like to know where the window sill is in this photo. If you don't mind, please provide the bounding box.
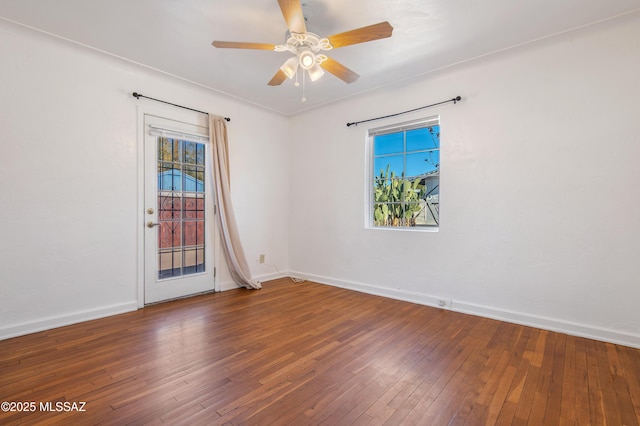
[366,225,439,233]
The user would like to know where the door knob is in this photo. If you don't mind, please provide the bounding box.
[146,221,160,228]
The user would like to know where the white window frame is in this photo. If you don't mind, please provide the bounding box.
[365,115,440,232]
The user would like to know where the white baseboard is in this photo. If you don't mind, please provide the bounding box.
[0,301,138,341]
[219,271,289,292]
[219,279,240,292]
[254,271,289,284]
[7,272,637,349]
[2,273,287,339]
[289,270,640,349]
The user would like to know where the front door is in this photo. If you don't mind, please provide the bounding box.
[144,114,215,304]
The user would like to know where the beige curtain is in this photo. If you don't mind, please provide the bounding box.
[209,115,261,290]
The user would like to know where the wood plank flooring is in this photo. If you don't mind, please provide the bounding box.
[1,278,639,425]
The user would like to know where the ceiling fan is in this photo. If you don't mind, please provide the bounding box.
[212,0,393,96]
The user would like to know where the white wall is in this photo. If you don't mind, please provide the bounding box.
[2,12,639,348]
[288,13,640,348]
[0,20,290,339]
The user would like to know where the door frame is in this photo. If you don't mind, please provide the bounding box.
[136,103,220,308]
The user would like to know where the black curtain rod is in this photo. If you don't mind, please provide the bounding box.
[346,96,461,127]
[132,92,230,122]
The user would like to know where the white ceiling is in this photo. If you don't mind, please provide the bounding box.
[1,0,639,116]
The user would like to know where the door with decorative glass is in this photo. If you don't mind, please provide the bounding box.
[144,115,215,304]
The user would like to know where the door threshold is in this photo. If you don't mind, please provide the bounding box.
[144,289,216,306]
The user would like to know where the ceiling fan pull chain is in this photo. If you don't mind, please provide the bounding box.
[301,71,307,102]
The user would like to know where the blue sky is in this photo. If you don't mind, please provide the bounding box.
[373,126,440,179]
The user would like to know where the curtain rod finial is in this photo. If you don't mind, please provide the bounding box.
[132,92,141,99]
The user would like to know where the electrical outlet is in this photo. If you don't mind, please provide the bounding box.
[438,299,453,308]
[259,254,265,264]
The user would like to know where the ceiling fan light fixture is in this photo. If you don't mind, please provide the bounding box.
[280,57,299,79]
[308,63,324,81]
[298,49,316,69]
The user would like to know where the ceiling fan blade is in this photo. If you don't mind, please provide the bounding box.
[327,21,393,48]
[277,0,307,34]
[320,57,359,84]
[268,69,288,86]
[212,41,276,50]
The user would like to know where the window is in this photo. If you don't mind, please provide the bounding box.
[157,137,206,278]
[368,116,440,229]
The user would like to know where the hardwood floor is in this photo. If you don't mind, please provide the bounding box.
[1,278,639,425]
